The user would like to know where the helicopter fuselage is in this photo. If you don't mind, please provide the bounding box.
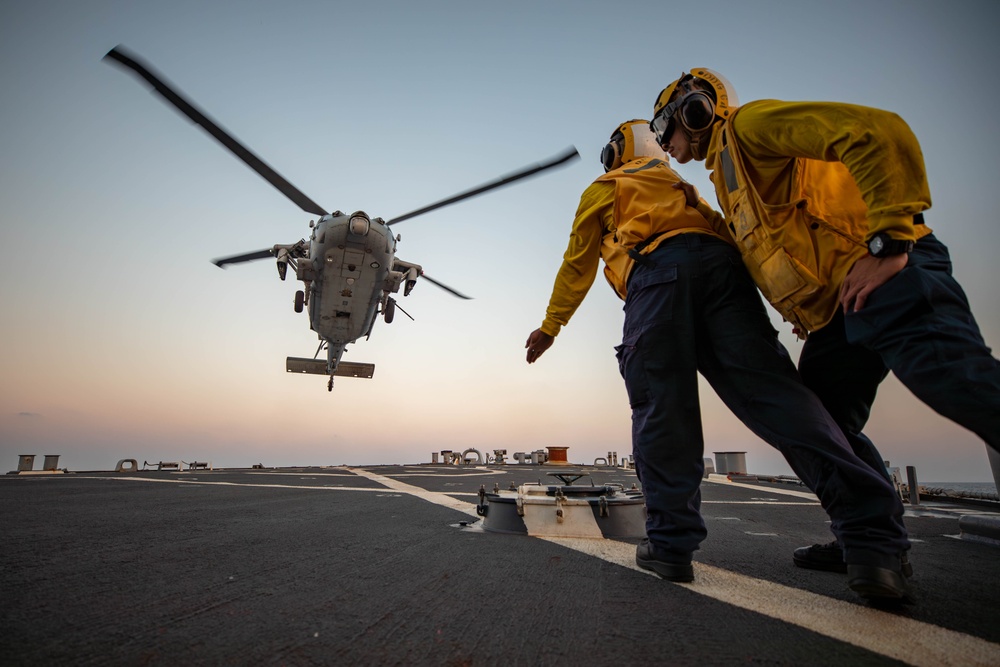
[308,211,394,343]
[292,211,415,380]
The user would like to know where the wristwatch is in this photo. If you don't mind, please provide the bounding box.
[867,232,914,258]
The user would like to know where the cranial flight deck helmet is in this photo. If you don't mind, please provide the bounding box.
[601,119,669,172]
[650,68,739,153]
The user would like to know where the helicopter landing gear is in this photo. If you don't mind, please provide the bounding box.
[294,290,305,313]
[328,376,334,392]
[383,297,396,324]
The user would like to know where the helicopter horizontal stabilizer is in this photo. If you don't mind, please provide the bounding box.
[286,357,375,379]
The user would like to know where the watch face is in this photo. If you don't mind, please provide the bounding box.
[869,236,884,255]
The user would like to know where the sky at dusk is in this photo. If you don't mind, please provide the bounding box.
[2,0,998,483]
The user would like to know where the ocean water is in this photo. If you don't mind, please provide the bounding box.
[923,481,998,495]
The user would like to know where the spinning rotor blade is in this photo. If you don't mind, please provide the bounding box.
[211,248,273,268]
[104,46,328,217]
[386,147,580,226]
[420,272,472,300]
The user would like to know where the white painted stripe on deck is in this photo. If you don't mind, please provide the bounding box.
[702,500,819,505]
[703,476,821,500]
[356,468,999,667]
[98,476,385,493]
[246,471,358,477]
[389,472,504,478]
[349,468,482,517]
[543,536,999,667]
[93,475,495,506]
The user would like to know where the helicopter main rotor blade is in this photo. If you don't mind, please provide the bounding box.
[211,248,274,268]
[420,272,472,300]
[104,46,328,217]
[386,147,580,226]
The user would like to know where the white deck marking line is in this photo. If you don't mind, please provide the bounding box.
[98,476,385,493]
[350,468,482,517]
[702,500,819,505]
[703,477,821,500]
[246,471,358,477]
[389,472,505,478]
[541,537,999,667]
[354,468,999,667]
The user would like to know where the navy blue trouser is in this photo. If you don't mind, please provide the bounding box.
[800,233,1000,472]
[616,234,908,564]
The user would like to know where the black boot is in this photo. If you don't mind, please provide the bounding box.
[635,539,694,582]
[848,561,916,605]
[793,540,847,573]
[794,541,913,577]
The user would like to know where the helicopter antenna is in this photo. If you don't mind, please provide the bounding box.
[394,302,415,321]
[385,147,579,226]
[104,45,328,217]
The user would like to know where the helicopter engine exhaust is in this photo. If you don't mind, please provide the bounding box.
[275,247,289,281]
[404,267,419,296]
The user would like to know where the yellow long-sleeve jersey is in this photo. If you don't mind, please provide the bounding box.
[540,157,728,337]
[704,100,933,333]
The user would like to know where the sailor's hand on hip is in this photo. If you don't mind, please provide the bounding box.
[841,253,908,313]
[673,180,699,207]
[525,329,555,364]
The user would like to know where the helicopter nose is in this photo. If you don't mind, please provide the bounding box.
[349,211,371,236]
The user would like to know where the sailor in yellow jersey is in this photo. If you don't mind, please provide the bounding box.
[525,121,910,600]
[651,68,1000,599]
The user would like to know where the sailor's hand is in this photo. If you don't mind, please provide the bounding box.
[525,329,555,364]
[673,180,699,207]
[841,253,908,312]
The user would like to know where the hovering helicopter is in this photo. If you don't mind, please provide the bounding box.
[103,46,579,391]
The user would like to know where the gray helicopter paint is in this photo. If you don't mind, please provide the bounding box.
[307,212,396,349]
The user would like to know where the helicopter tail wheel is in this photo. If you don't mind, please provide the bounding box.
[384,298,396,324]
[328,376,334,392]
[294,290,305,313]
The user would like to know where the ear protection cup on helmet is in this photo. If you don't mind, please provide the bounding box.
[601,141,620,172]
[676,90,716,132]
[601,133,624,172]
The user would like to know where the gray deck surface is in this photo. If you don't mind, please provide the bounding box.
[2,465,998,666]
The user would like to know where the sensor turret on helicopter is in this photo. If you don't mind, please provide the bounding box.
[104,46,579,391]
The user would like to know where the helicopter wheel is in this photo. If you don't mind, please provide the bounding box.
[294,290,305,313]
[383,298,396,324]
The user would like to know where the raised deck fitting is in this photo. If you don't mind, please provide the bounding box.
[477,472,646,538]
[546,446,570,465]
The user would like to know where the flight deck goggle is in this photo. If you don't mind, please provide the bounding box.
[650,88,716,146]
